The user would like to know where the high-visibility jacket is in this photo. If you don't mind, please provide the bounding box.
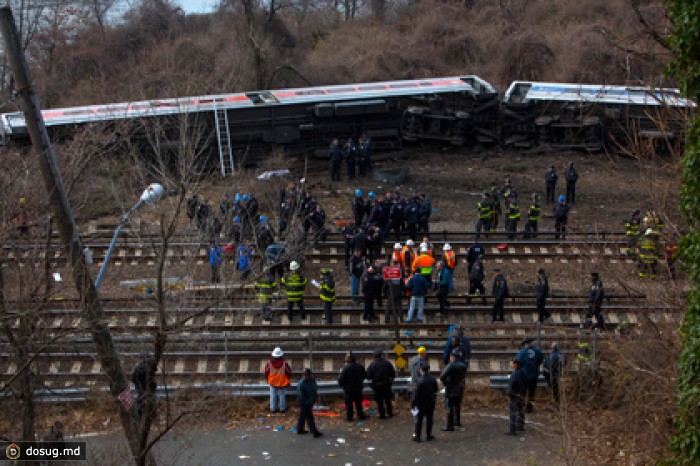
[400,247,416,270]
[443,250,456,269]
[507,202,521,221]
[282,272,307,302]
[255,276,277,304]
[527,203,540,222]
[477,200,492,220]
[320,276,336,304]
[625,218,640,237]
[391,250,402,264]
[639,236,658,262]
[412,253,435,277]
[266,359,291,388]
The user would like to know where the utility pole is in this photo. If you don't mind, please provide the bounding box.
[0,7,150,465]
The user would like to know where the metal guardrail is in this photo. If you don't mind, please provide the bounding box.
[489,374,548,392]
[0,378,414,403]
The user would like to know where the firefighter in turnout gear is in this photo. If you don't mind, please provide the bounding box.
[255,271,277,321]
[625,209,642,254]
[282,261,308,321]
[319,268,336,324]
[476,192,493,238]
[638,228,659,279]
[524,193,541,238]
[505,195,521,240]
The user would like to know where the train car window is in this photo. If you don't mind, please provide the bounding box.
[246,92,279,104]
[358,85,386,91]
[327,87,355,94]
[63,109,94,116]
[389,83,418,89]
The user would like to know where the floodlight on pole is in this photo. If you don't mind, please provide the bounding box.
[95,183,164,291]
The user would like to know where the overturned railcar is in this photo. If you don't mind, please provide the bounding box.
[0,76,499,175]
[501,81,694,153]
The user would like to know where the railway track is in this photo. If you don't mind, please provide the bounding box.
[0,305,679,391]
[3,238,642,267]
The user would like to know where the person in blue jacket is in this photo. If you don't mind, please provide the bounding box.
[406,272,429,323]
[515,337,544,413]
[209,243,223,283]
[296,368,323,437]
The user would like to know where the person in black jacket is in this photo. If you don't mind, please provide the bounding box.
[132,353,157,419]
[361,266,380,322]
[466,238,485,275]
[585,271,605,329]
[544,165,558,204]
[338,353,367,421]
[412,363,438,442]
[352,227,368,258]
[388,198,404,241]
[329,138,343,181]
[553,195,570,239]
[342,223,356,266]
[507,358,527,435]
[296,368,323,437]
[536,268,550,322]
[418,193,432,235]
[565,162,579,204]
[353,190,365,226]
[440,349,467,431]
[366,349,396,419]
[404,196,420,241]
[467,255,487,305]
[543,342,564,404]
[492,268,509,322]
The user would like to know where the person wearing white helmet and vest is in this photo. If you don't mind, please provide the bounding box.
[442,243,456,292]
[400,239,416,271]
[265,347,292,413]
[391,242,403,265]
[282,261,307,321]
[412,243,436,284]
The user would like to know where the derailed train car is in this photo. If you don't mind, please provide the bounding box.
[0,76,499,174]
[0,75,695,175]
[501,81,694,152]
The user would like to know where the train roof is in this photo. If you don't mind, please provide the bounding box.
[0,75,496,136]
[503,81,695,107]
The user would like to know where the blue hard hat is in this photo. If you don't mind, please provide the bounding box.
[558,195,565,202]
[233,216,241,223]
[368,191,376,198]
[234,193,241,202]
[355,189,363,197]
[243,194,251,202]
[259,215,267,223]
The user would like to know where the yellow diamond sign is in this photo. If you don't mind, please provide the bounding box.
[393,343,405,356]
[395,356,406,369]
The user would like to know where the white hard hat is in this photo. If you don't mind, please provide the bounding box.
[645,228,654,235]
[271,347,284,358]
[394,243,402,250]
[444,243,452,251]
[290,261,300,271]
[420,245,429,253]
[406,239,415,246]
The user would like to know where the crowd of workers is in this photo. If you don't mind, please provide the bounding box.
[262,328,565,441]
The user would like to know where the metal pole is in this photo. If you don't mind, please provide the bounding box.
[0,7,145,463]
[224,331,229,383]
[308,331,313,368]
[95,217,127,290]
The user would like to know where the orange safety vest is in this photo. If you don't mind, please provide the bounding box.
[391,250,402,264]
[400,247,416,270]
[444,250,456,269]
[412,254,436,275]
[267,362,291,388]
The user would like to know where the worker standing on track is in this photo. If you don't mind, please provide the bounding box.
[412,243,436,284]
[282,261,307,321]
[505,194,521,240]
[584,271,605,330]
[490,186,501,232]
[476,192,493,238]
[255,270,277,322]
[524,193,541,238]
[442,243,456,292]
[319,268,336,324]
[565,162,579,204]
[265,347,292,414]
[553,195,570,240]
[625,209,641,254]
[638,228,659,279]
[544,165,558,204]
[491,268,509,322]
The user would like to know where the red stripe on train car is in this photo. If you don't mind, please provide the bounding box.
[223,95,250,102]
